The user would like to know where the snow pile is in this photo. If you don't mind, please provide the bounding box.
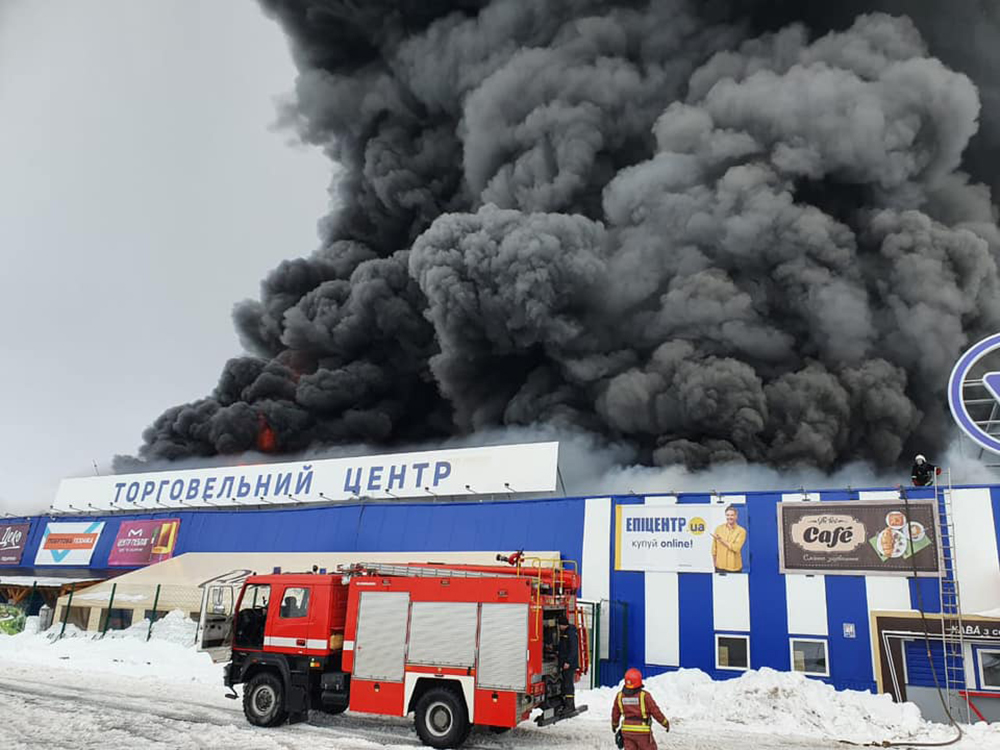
[0,610,219,685]
[585,668,994,745]
[43,610,197,646]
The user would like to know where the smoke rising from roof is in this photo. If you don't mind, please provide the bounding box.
[129,1,1000,476]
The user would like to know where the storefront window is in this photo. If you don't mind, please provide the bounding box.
[980,650,1000,690]
[716,634,750,670]
[791,638,829,677]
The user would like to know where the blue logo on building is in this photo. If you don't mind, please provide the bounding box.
[948,333,1000,454]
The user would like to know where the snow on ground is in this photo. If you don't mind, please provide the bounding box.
[0,612,997,749]
[2,611,220,685]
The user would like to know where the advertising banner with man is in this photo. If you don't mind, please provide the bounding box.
[0,523,30,565]
[778,500,941,576]
[33,521,105,566]
[108,519,181,566]
[616,504,749,573]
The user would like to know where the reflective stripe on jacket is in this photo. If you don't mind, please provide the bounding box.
[611,689,667,733]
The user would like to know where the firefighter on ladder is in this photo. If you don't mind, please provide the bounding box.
[611,668,670,750]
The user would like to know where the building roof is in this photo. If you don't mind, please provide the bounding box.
[0,576,102,588]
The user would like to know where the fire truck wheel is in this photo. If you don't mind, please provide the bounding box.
[414,687,470,748]
[243,672,288,727]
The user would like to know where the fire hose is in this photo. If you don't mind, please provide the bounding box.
[839,486,962,748]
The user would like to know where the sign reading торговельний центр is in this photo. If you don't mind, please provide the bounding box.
[52,442,560,512]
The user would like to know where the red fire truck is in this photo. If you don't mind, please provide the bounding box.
[220,553,590,748]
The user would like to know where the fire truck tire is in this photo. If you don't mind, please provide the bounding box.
[243,672,288,727]
[414,687,470,748]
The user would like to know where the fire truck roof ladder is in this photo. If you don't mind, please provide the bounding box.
[346,558,577,587]
[346,562,523,580]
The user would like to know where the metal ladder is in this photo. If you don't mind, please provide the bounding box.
[935,469,970,723]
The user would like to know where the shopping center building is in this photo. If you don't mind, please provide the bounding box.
[1,441,999,722]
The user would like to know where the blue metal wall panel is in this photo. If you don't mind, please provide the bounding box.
[609,496,646,678]
[909,578,940,614]
[815,489,875,690]
[747,492,790,671]
[675,495,715,674]
[11,497,585,576]
[678,572,714,670]
[824,575,875,691]
[613,570,645,673]
[904,640,965,689]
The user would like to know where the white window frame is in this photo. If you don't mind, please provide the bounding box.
[715,633,750,671]
[977,648,1000,690]
[790,637,830,677]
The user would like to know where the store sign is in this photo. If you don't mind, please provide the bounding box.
[778,501,940,576]
[34,521,105,566]
[108,519,181,567]
[0,523,30,565]
[947,621,1000,639]
[616,504,749,573]
[53,442,560,511]
[948,332,1000,455]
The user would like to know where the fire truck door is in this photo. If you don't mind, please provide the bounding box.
[266,584,321,652]
[197,584,235,660]
[353,591,410,682]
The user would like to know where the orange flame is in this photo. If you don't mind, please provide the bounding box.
[256,414,276,453]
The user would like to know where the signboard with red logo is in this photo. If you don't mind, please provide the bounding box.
[778,500,941,576]
[34,521,105,566]
[0,523,30,565]
[107,519,180,566]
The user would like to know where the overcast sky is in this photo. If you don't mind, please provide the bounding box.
[0,0,331,515]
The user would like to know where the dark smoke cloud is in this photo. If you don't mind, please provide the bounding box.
[127,0,1000,474]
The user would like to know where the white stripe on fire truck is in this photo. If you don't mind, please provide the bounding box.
[262,636,328,650]
[343,640,355,651]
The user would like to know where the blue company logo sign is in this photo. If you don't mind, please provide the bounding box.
[948,332,1000,454]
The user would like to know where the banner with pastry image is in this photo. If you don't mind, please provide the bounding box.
[778,500,941,576]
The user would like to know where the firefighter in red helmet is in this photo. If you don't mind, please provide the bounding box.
[611,668,670,750]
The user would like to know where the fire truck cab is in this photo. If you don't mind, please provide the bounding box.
[221,554,589,748]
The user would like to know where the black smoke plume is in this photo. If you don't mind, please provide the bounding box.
[129,0,1000,473]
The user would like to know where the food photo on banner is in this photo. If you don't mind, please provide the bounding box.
[616,503,749,573]
[778,500,941,576]
[0,523,30,565]
[33,521,105,566]
[108,519,181,566]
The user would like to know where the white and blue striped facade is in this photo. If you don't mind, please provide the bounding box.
[579,486,1000,693]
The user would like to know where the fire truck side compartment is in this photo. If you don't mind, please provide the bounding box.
[408,601,478,667]
[352,590,410,682]
[477,603,529,692]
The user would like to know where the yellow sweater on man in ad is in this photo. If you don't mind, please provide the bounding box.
[712,523,746,572]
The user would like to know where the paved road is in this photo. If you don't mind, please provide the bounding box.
[0,671,861,750]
